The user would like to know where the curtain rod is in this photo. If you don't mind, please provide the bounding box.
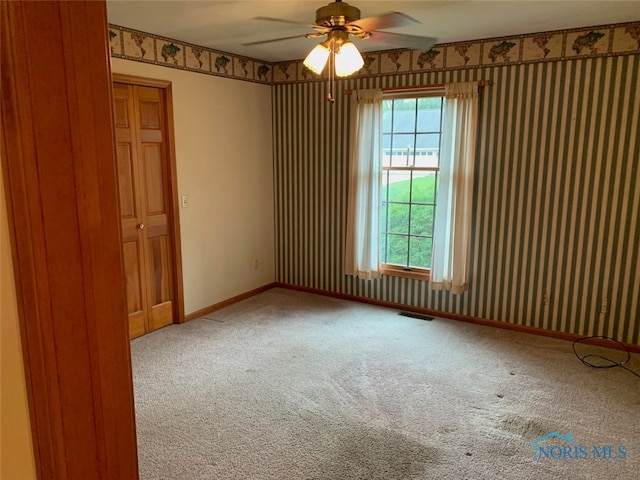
[344,80,492,96]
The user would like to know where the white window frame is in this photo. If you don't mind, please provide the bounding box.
[380,89,446,281]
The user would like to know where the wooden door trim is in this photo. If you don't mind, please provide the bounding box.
[112,73,172,89]
[113,73,185,324]
[1,1,138,478]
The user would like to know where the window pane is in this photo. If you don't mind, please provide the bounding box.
[413,134,440,167]
[409,236,432,268]
[386,170,411,203]
[386,234,409,266]
[390,134,415,166]
[391,100,417,132]
[413,153,439,168]
[411,171,437,204]
[382,134,392,166]
[417,97,442,132]
[387,203,409,234]
[380,201,388,232]
[410,204,434,236]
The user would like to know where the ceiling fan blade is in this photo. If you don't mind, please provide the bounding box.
[242,33,315,47]
[253,16,327,32]
[365,31,437,51]
[346,11,419,32]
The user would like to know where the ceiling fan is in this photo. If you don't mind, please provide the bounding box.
[244,0,437,78]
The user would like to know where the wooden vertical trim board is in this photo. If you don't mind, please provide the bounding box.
[1,7,58,476]
[1,1,139,478]
[164,83,186,324]
[112,73,185,324]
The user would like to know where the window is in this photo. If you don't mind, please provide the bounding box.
[380,94,444,280]
[345,83,477,293]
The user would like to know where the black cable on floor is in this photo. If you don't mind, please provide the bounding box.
[572,335,640,379]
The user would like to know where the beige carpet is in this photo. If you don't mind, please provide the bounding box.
[131,288,639,479]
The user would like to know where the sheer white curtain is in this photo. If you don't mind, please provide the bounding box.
[344,89,383,280]
[431,82,478,294]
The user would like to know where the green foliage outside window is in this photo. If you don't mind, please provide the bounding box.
[381,174,437,268]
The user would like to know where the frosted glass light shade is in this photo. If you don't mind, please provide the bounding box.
[334,41,364,77]
[303,43,330,74]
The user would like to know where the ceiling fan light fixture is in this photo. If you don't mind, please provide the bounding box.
[303,41,331,74]
[334,41,364,77]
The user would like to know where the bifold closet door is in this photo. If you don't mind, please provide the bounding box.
[113,83,175,339]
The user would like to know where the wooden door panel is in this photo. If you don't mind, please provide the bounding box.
[139,130,162,143]
[150,302,173,331]
[148,236,172,304]
[116,128,132,143]
[139,100,161,128]
[128,313,146,339]
[123,241,147,339]
[122,242,143,312]
[116,144,136,219]
[113,98,129,128]
[148,231,173,331]
[121,220,141,243]
[142,144,165,215]
[145,214,168,236]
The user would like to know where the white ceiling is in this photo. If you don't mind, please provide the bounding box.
[106,0,640,62]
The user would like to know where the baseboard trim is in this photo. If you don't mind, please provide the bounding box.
[183,282,277,322]
[274,282,640,354]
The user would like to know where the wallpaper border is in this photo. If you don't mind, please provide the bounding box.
[109,24,274,84]
[109,21,640,85]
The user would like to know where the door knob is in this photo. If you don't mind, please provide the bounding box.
[138,223,145,230]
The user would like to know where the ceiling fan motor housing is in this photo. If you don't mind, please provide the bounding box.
[315,1,361,27]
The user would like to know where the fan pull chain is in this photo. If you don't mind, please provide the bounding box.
[327,39,335,103]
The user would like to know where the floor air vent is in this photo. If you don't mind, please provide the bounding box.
[398,312,433,321]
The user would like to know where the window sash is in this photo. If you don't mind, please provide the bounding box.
[381,94,443,273]
[383,166,439,172]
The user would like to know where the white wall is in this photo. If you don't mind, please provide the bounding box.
[1,172,37,480]
[111,58,275,314]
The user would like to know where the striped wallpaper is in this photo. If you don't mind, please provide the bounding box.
[273,53,640,345]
